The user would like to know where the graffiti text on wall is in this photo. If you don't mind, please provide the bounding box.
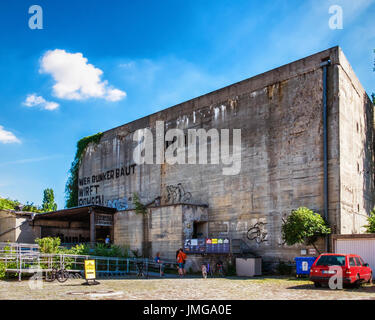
[78,163,136,207]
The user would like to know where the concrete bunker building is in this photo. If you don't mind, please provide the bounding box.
[34,47,375,269]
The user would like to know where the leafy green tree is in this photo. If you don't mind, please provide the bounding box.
[41,188,57,212]
[0,197,21,210]
[282,207,331,254]
[22,202,43,213]
[364,208,375,233]
[0,197,42,213]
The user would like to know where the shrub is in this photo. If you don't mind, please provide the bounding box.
[364,208,375,233]
[35,237,61,253]
[0,262,6,279]
[68,243,91,256]
[276,261,294,276]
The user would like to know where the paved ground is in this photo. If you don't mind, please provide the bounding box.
[1,276,375,300]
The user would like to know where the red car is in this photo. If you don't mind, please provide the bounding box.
[309,253,373,288]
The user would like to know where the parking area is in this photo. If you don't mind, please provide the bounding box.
[1,276,375,300]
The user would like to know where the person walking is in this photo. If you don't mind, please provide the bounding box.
[154,252,164,277]
[176,248,187,277]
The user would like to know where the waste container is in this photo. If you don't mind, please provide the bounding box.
[236,258,262,277]
[294,257,317,277]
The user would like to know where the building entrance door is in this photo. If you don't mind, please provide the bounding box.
[95,226,112,244]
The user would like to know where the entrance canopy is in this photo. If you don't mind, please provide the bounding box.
[33,205,116,222]
[32,205,117,244]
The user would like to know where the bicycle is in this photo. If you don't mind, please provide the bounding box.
[215,261,225,277]
[136,261,146,278]
[201,262,213,278]
[45,267,69,283]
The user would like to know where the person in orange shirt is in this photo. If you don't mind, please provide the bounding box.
[177,248,187,277]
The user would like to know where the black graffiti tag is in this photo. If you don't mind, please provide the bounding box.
[247,222,268,243]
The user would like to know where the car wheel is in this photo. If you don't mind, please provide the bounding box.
[354,274,361,288]
[367,273,373,285]
[313,282,321,288]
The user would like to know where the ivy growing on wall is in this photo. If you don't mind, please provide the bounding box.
[65,132,103,208]
[133,193,147,215]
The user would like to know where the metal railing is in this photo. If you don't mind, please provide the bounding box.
[0,243,178,281]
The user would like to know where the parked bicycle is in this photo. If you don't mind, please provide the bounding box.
[44,267,69,283]
[201,262,214,278]
[215,260,225,277]
[201,261,225,278]
[136,261,146,278]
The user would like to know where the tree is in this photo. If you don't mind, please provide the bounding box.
[42,188,57,212]
[282,207,331,254]
[364,208,375,233]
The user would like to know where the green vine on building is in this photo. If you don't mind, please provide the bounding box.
[133,193,147,215]
[65,132,103,208]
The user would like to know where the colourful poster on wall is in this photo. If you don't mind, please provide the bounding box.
[185,238,231,254]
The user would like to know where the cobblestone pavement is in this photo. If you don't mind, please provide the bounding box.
[1,276,375,300]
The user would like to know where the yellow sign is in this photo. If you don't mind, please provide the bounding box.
[212,238,218,244]
[84,260,96,280]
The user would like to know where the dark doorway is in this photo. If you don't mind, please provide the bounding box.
[96,226,112,244]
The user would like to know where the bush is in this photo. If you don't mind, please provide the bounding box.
[68,243,91,256]
[276,261,294,276]
[364,208,375,233]
[225,261,236,276]
[0,262,6,279]
[35,237,61,254]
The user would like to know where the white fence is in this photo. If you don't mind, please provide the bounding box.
[333,234,375,278]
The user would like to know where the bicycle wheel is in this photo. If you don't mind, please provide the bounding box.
[56,270,69,283]
[45,270,56,282]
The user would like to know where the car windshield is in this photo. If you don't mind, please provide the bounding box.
[316,255,346,266]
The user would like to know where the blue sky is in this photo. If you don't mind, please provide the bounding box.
[0,0,374,209]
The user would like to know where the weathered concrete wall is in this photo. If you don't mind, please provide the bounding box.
[79,47,374,262]
[337,49,375,234]
[0,210,38,243]
[114,210,144,254]
[114,204,208,260]
[0,210,17,242]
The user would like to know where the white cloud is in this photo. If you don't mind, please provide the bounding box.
[23,94,60,111]
[0,126,21,144]
[106,88,126,102]
[40,49,126,101]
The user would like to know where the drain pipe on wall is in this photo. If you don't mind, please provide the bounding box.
[320,59,331,253]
